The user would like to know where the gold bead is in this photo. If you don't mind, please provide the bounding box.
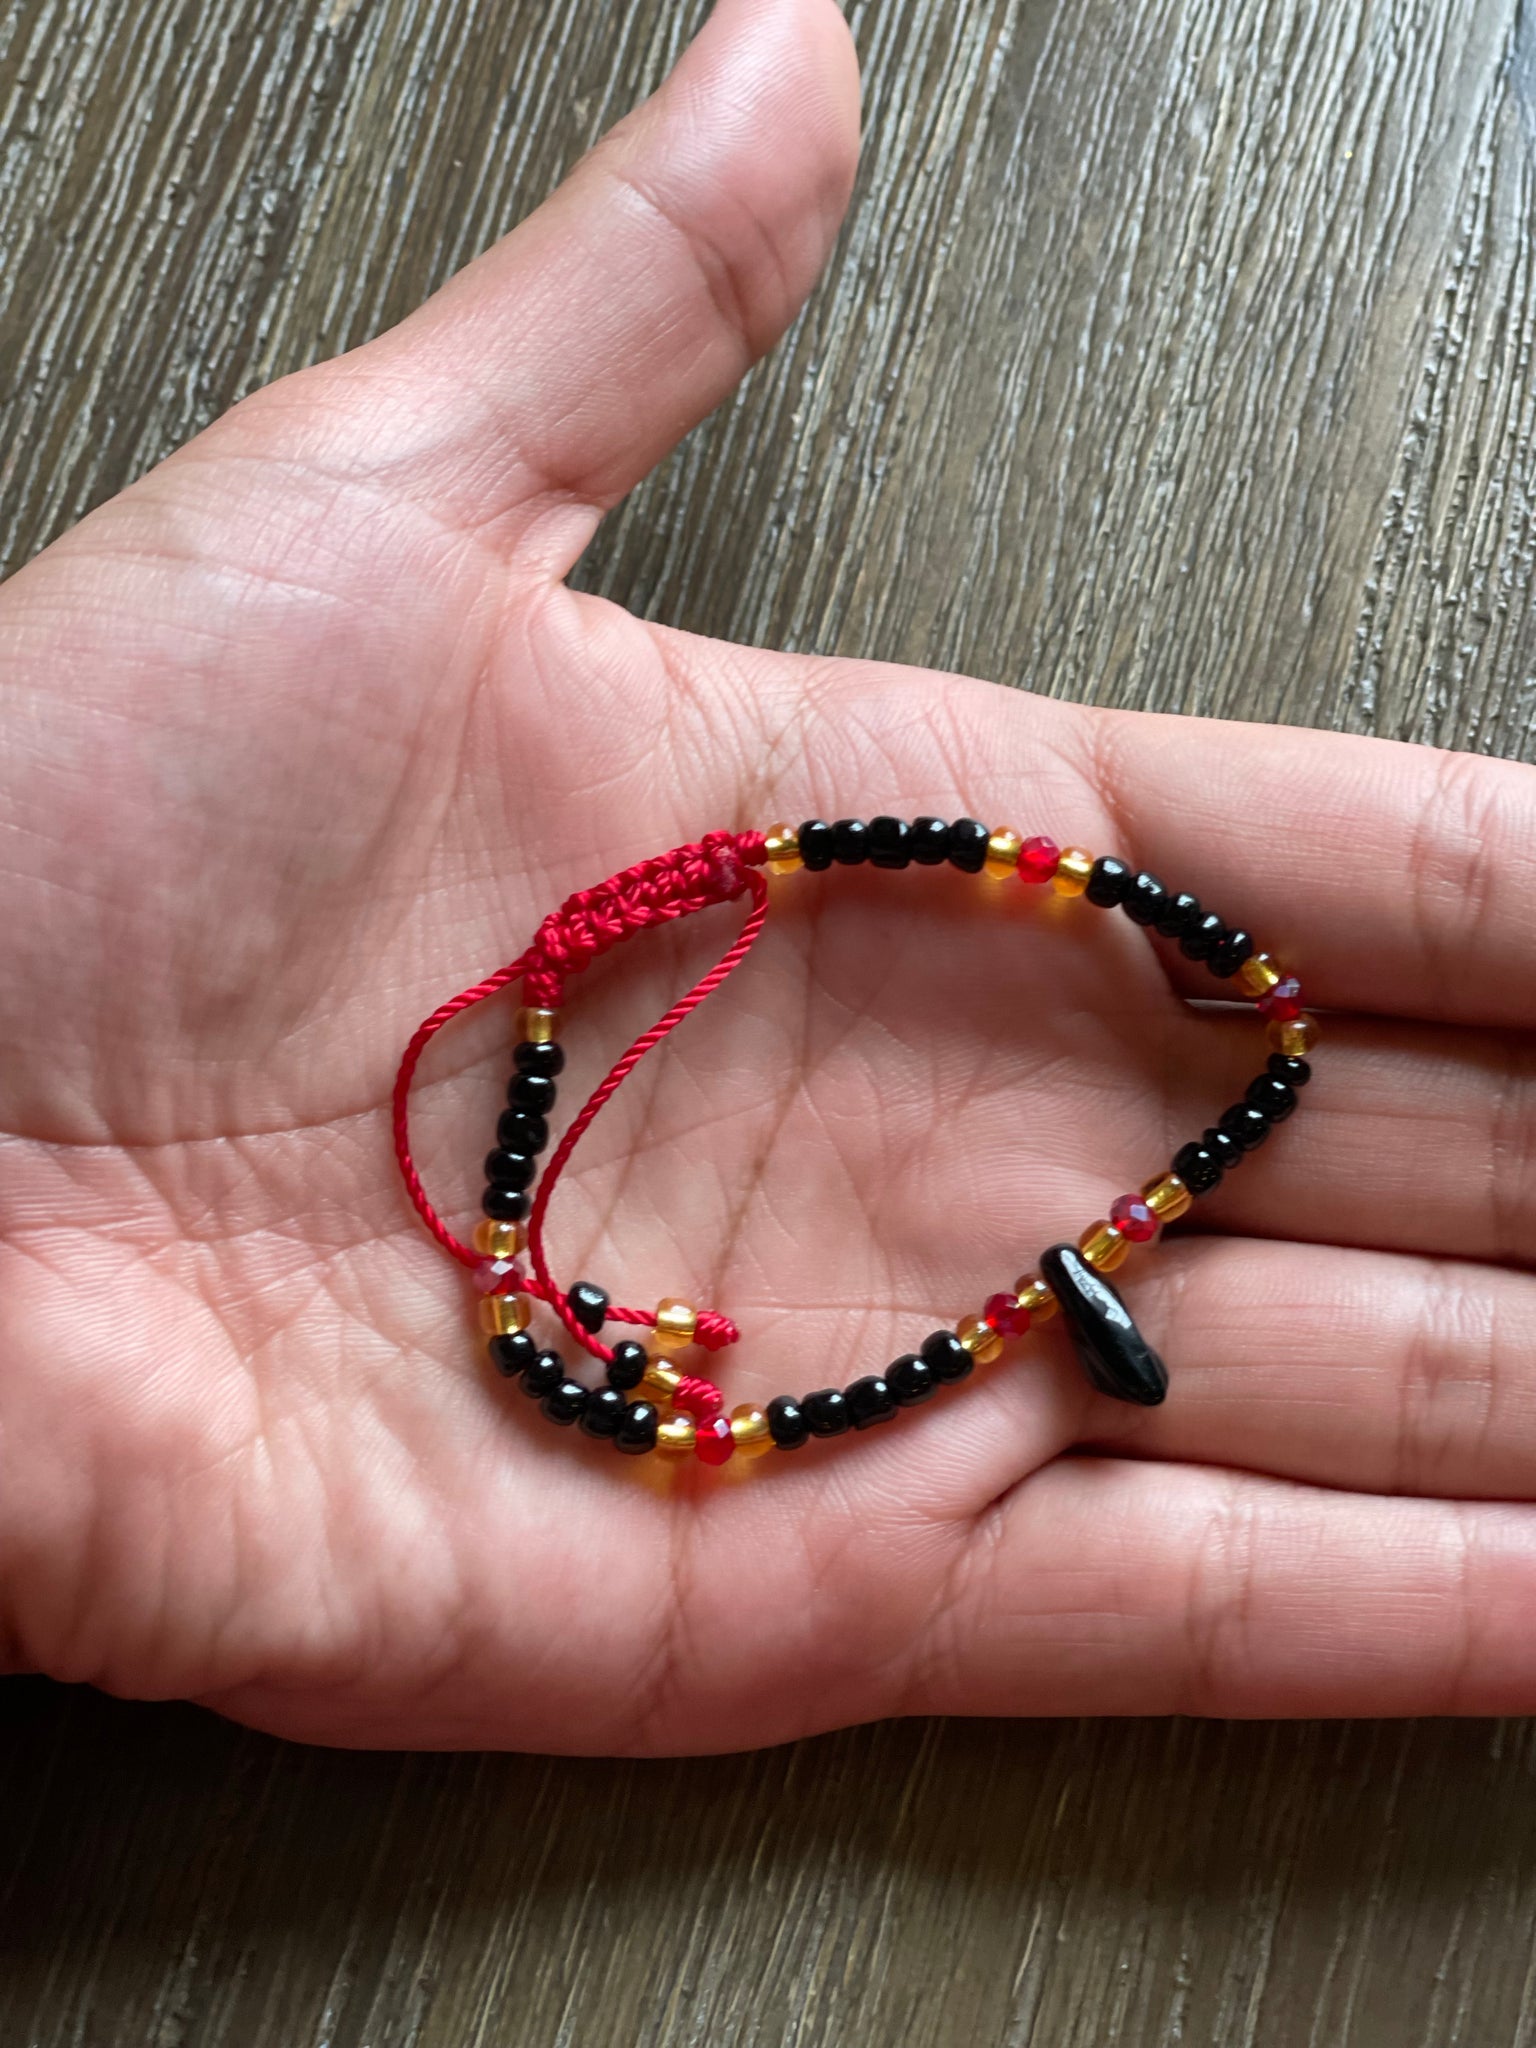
[1268,1014,1318,1057]
[1052,847,1094,897]
[1140,1172,1193,1223]
[514,1006,560,1045]
[653,1298,698,1352]
[984,827,1023,879]
[657,1414,696,1456]
[956,1312,1005,1366]
[643,1359,684,1401]
[764,822,802,874]
[729,1404,774,1458]
[1013,1275,1059,1322]
[478,1292,531,1336]
[1079,1221,1130,1272]
[1236,952,1282,998]
[473,1217,527,1258]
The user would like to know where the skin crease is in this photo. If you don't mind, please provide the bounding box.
[3,0,1536,1754]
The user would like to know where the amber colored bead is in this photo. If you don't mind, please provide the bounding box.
[729,1404,775,1458]
[764,822,802,874]
[1012,1276,1059,1322]
[1052,847,1094,897]
[657,1414,696,1456]
[1236,952,1282,998]
[643,1359,683,1401]
[479,1292,531,1336]
[1140,1172,1193,1223]
[957,1312,1005,1365]
[653,1298,698,1351]
[1268,1013,1318,1057]
[473,1217,527,1258]
[984,827,1023,879]
[514,1007,560,1044]
[1078,1220,1130,1272]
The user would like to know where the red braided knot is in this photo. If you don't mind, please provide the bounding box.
[393,831,770,1387]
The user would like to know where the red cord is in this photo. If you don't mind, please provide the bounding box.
[392,831,769,1368]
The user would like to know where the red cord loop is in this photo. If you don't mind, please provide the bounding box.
[392,831,770,1368]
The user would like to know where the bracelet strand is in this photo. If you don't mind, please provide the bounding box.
[394,815,1317,1468]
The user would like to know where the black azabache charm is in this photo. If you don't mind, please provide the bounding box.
[1038,1243,1169,1406]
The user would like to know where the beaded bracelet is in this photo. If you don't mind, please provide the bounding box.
[393,817,1317,1468]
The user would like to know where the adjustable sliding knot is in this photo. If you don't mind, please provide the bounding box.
[521,830,766,1009]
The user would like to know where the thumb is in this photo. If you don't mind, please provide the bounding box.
[226,0,861,576]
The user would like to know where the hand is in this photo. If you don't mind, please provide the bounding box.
[4,0,1534,1751]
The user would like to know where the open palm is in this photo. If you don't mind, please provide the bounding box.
[4,0,1536,1750]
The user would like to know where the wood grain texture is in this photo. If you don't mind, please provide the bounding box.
[4,0,1536,2041]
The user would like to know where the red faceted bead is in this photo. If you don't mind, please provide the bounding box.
[1109,1194,1157,1243]
[694,1415,735,1465]
[1018,835,1060,884]
[1258,976,1304,1022]
[674,1375,723,1421]
[473,1257,524,1295]
[983,1291,1031,1337]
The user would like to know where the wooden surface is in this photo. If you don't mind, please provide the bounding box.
[4,0,1536,2040]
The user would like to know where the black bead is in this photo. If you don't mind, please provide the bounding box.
[488,1330,538,1378]
[1219,1101,1271,1150]
[766,1395,809,1449]
[1155,891,1202,939]
[831,818,870,864]
[498,1107,549,1155]
[1268,1052,1312,1088]
[1086,856,1133,908]
[484,1147,536,1190]
[1203,1125,1245,1173]
[803,1387,852,1437]
[1180,912,1226,962]
[1245,1073,1297,1122]
[521,1349,568,1398]
[614,1401,660,1455]
[513,1040,566,1079]
[909,817,951,866]
[886,1353,937,1406]
[540,1380,589,1426]
[509,1072,557,1116]
[946,817,990,873]
[1209,928,1255,978]
[579,1384,628,1438]
[568,1281,608,1333]
[1038,1243,1168,1407]
[798,819,835,871]
[1124,872,1170,927]
[482,1185,529,1221]
[920,1328,973,1383]
[606,1339,649,1392]
[868,815,912,869]
[1172,1140,1223,1194]
[844,1375,897,1429]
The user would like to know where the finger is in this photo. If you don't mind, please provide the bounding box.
[1080,1235,1536,1502]
[1116,1009,1536,1272]
[654,633,1536,1031]
[911,1457,1536,1717]
[242,0,860,567]
[1086,703,1536,1031]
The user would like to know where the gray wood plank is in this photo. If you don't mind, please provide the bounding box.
[4,0,1536,2041]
